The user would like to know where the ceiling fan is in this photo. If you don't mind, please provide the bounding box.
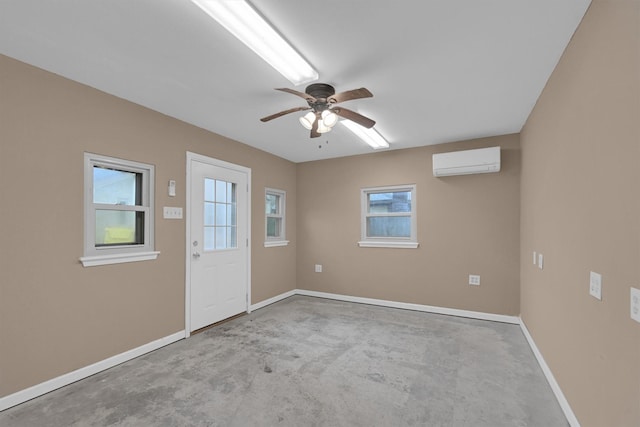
[260,83,376,138]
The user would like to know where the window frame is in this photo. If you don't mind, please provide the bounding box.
[264,187,289,247]
[80,153,159,267]
[358,184,419,249]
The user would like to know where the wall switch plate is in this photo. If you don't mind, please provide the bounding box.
[537,253,544,269]
[315,264,322,273]
[533,251,537,265]
[469,275,480,286]
[168,180,176,197]
[589,271,602,300]
[631,287,640,323]
[163,206,183,219]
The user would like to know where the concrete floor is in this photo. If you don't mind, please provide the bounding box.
[1,296,568,426]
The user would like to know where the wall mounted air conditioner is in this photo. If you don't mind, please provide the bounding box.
[432,146,501,177]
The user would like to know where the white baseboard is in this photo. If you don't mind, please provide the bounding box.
[250,289,296,312]
[295,289,520,324]
[519,320,580,427]
[0,330,185,412]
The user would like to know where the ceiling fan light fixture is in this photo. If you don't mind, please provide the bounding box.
[342,120,389,149]
[317,120,331,134]
[321,109,338,128]
[299,111,316,130]
[191,0,318,86]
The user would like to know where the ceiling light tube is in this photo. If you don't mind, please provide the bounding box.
[341,120,389,149]
[191,0,318,85]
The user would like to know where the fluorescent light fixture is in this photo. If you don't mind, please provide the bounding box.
[191,0,318,85]
[342,120,389,149]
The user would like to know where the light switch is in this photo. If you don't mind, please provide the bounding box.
[163,207,183,219]
[589,271,602,301]
[537,253,544,269]
[168,180,176,197]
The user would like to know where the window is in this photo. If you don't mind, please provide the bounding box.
[359,185,418,248]
[264,188,288,247]
[204,178,237,251]
[80,153,159,266]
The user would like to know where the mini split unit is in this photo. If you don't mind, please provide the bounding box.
[432,146,501,177]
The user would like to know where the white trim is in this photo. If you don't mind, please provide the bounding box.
[295,289,520,324]
[264,240,289,247]
[0,330,185,412]
[519,319,581,427]
[185,152,252,335]
[79,251,160,267]
[250,289,297,311]
[357,241,419,249]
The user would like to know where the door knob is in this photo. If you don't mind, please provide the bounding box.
[193,252,201,259]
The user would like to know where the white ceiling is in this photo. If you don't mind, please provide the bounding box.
[0,0,590,163]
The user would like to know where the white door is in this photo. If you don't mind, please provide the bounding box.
[187,154,250,333]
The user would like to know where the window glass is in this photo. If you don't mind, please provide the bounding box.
[95,210,144,246]
[368,191,411,213]
[366,216,411,238]
[266,217,281,238]
[93,166,141,205]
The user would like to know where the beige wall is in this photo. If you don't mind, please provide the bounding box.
[296,135,521,316]
[0,54,297,397]
[520,0,640,426]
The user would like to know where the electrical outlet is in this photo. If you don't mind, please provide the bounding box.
[589,271,602,301]
[631,287,640,323]
[469,275,480,286]
[315,264,322,273]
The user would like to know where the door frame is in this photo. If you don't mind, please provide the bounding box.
[185,151,252,337]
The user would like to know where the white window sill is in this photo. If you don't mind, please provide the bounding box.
[358,241,419,249]
[264,240,289,248]
[80,251,160,267]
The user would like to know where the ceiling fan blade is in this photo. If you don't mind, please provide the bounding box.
[328,87,373,104]
[332,107,376,128]
[275,87,316,102]
[310,114,321,138]
[260,106,310,122]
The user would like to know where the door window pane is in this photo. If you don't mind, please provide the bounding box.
[215,203,227,226]
[204,202,215,225]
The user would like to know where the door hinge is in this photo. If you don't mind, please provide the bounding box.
[246,238,249,247]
